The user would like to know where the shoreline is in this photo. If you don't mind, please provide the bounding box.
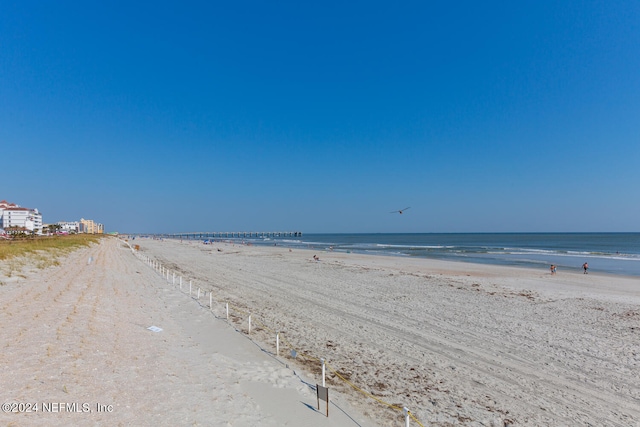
[172,237,640,303]
[165,232,640,277]
[312,247,640,281]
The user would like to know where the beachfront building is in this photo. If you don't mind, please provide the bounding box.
[79,218,104,234]
[0,200,43,235]
[56,221,80,234]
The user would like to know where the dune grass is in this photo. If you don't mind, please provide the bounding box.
[0,234,103,262]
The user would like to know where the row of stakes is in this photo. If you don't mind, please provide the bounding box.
[135,249,419,427]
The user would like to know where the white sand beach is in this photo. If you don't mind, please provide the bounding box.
[0,238,375,427]
[2,236,639,426]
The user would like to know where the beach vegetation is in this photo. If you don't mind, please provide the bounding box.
[0,234,103,260]
[0,234,104,274]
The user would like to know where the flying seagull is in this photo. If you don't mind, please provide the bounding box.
[390,207,411,214]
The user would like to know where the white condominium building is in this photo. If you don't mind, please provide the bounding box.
[0,200,43,234]
[56,221,80,233]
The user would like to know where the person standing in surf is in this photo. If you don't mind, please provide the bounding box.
[583,262,589,274]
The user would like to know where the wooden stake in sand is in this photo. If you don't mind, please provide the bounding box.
[404,407,410,427]
[276,332,280,356]
[226,303,229,320]
[248,314,252,334]
[209,292,212,310]
[321,358,326,387]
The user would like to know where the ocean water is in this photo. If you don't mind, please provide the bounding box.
[246,233,640,277]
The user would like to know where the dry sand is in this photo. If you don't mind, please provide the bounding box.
[133,237,640,427]
[2,236,639,426]
[0,238,374,427]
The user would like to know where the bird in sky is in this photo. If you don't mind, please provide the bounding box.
[390,207,411,214]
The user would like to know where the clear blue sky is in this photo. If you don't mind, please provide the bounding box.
[1,1,638,233]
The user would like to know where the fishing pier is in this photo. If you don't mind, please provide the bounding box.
[153,231,302,240]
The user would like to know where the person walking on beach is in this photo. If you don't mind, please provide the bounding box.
[583,262,589,274]
[550,265,557,275]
